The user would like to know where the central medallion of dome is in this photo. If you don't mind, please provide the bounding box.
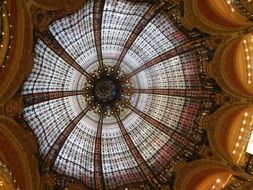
[94,77,118,104]
[84,67,131,114]
[21,0,217,189]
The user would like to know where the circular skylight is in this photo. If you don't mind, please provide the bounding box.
[93,77,118,104]
[21,0,216,189]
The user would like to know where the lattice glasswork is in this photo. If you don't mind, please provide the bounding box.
[21,0,218,189]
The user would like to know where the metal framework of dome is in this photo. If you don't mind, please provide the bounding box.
[21,0,219,189]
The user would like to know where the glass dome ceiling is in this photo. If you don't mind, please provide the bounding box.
[21,0,217,189]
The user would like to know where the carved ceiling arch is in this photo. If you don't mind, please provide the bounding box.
[0,116,40,190]
[210,35,253,98]
[0,0,33,106]
[182,0,253,35]
[204,104,253,166]
[174,159,235,190]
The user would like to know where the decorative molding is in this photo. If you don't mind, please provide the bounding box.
[0,115,40,190]
[0,0,33,106]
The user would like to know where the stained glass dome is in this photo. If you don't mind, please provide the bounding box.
[21,0,217,189]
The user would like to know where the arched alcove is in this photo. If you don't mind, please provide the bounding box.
[0,158,19,190]
[0,116,40,190]
[0,0,33,106]
[235,33,253,96]
[219,107,253,163]
[183,0,252,34]
[174,160,234,190]
[211,35,253,98]
[205,104,253,166]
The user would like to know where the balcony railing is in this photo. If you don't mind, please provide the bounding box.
[0,0,12,70]
[222,175,251,190]
[0,1,4,44]
[231,0,253,21]
[0,159,20,190]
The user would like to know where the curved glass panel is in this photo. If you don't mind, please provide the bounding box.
[21,0,215,189]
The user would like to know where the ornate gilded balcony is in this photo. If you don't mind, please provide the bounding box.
[226,0,253,20]
[0,0,11,69]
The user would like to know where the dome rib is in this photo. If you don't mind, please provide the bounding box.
[94,113,105,189]
[124,38,206,80]
[93,0,106,70]
[124,102,195,150]
[23,90,87,108]
[42,104,93,173]
[114,0,168,71]
[124,88,216,98]
[114,111,159,188]
[38,30,93,80]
